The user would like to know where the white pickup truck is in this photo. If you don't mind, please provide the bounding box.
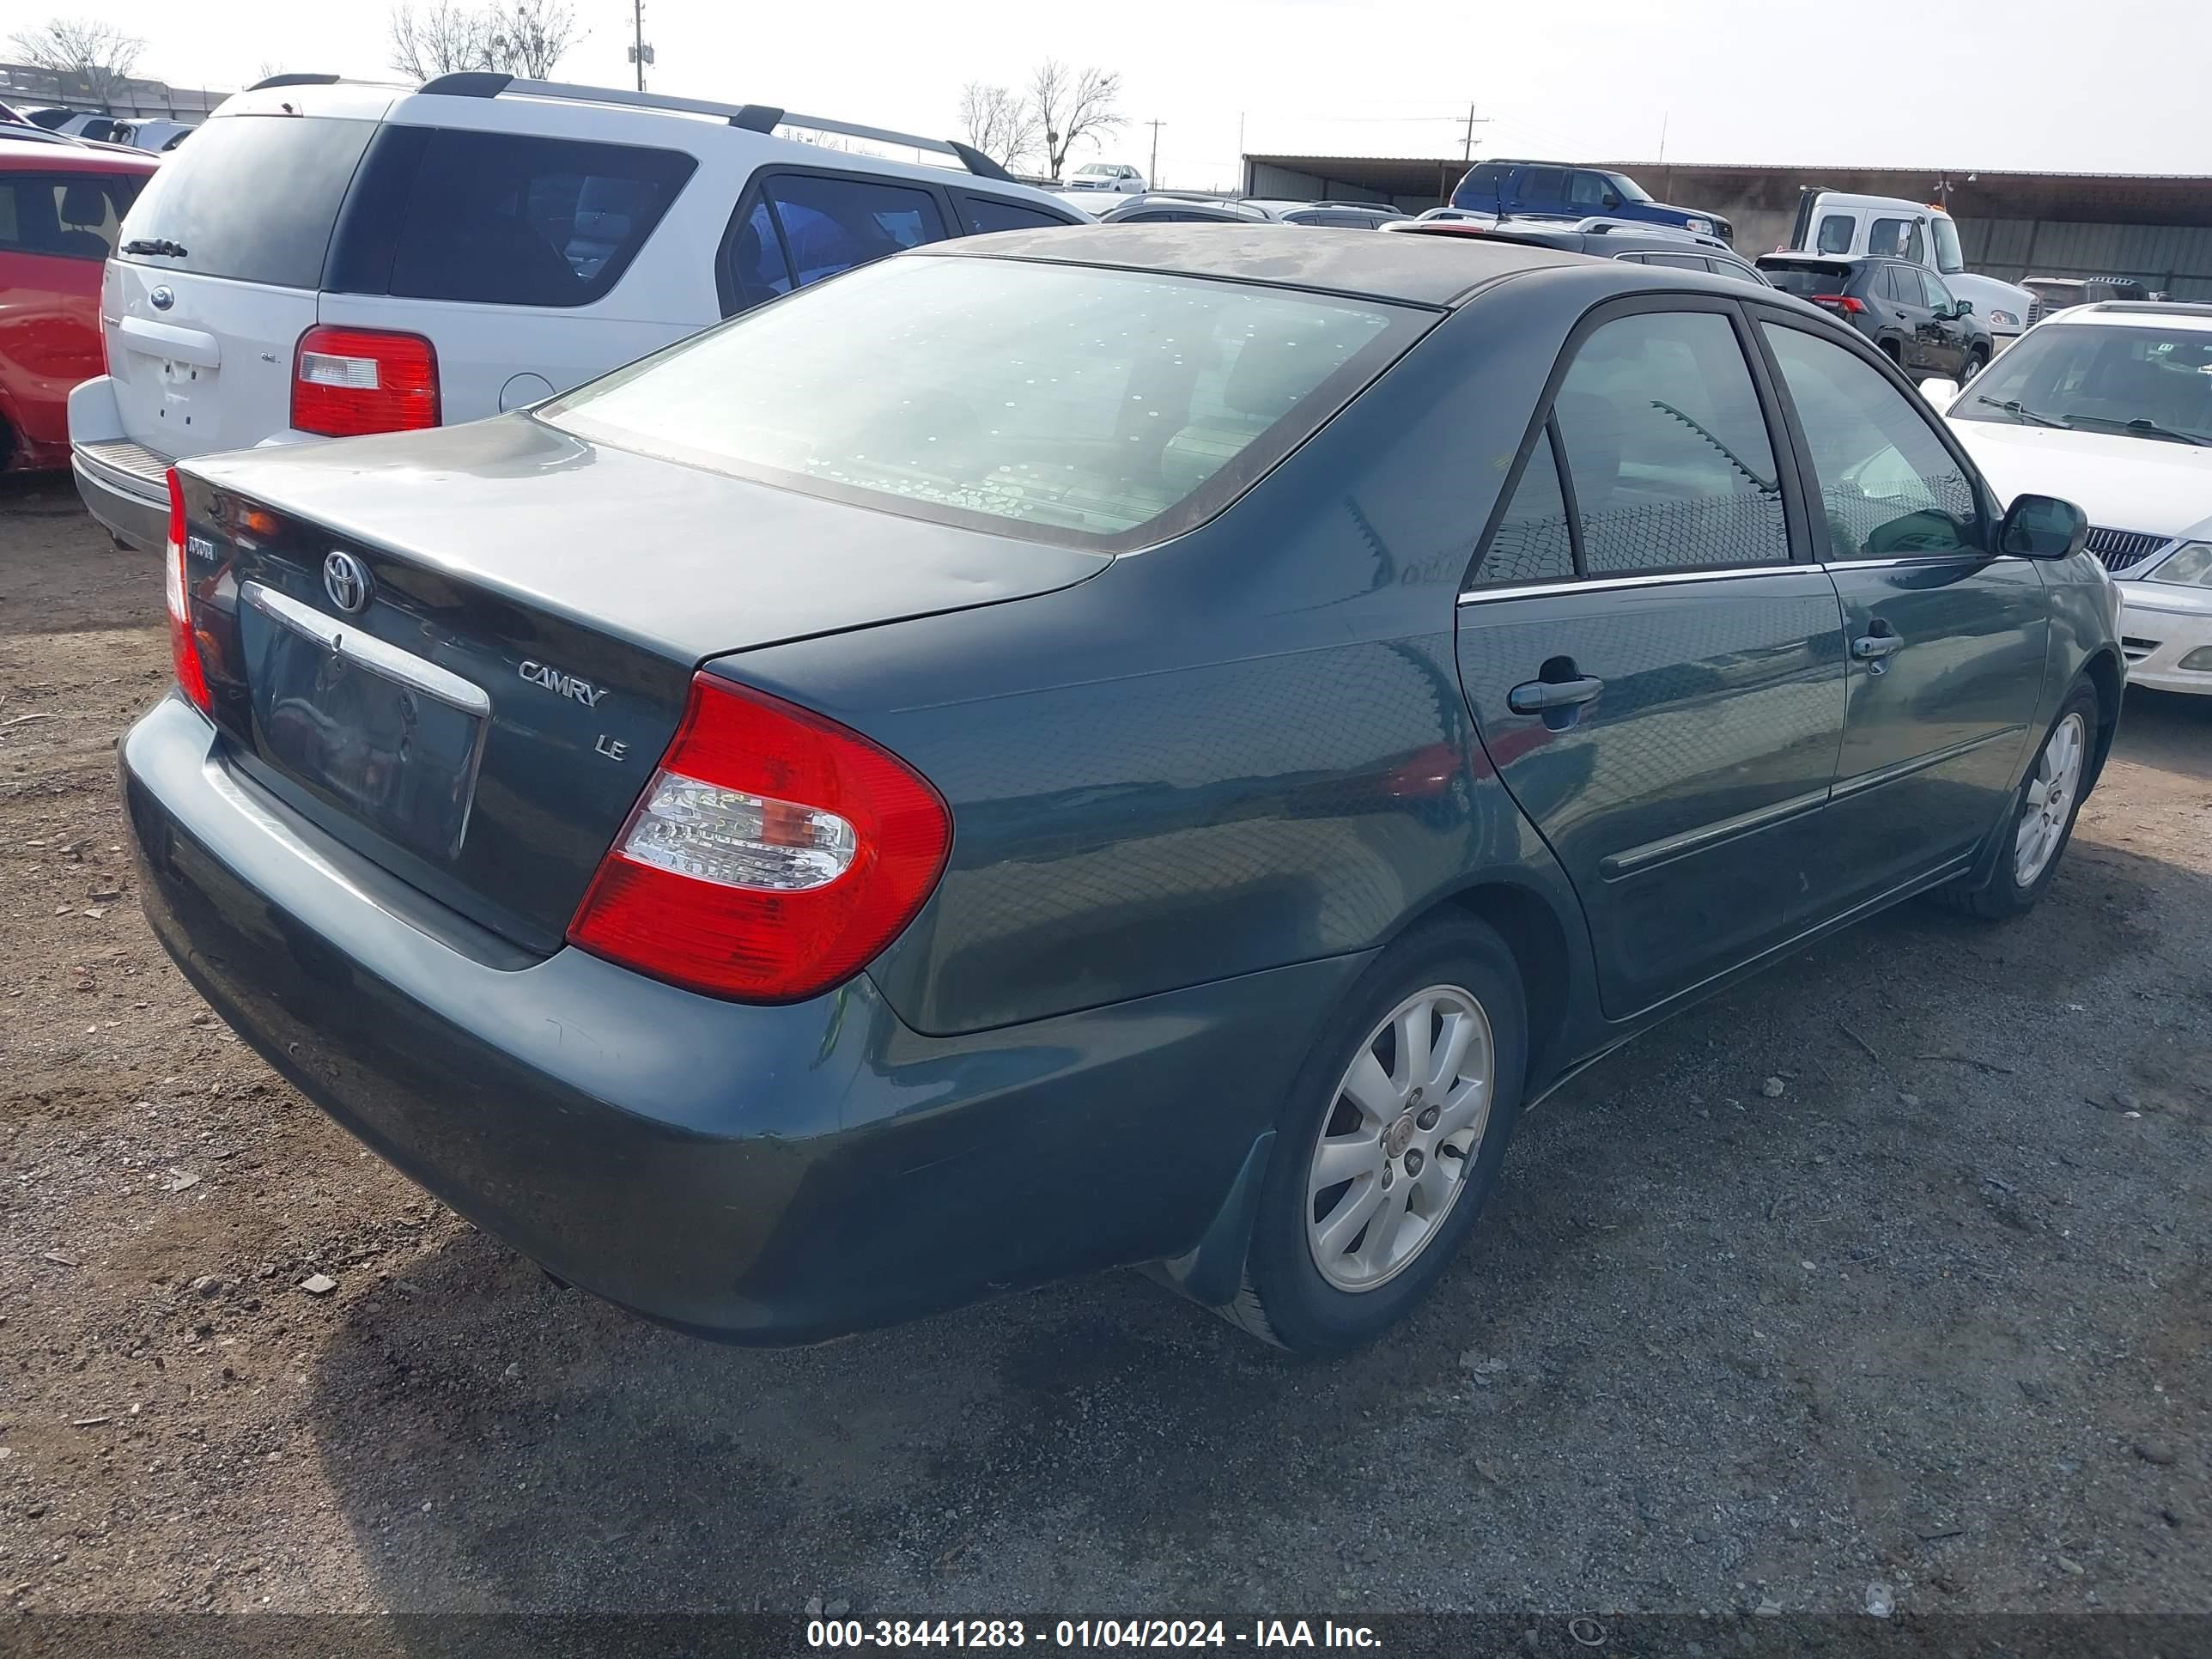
[1783,190,2036,345]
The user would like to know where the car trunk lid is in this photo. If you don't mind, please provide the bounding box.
[175,417,1109,951]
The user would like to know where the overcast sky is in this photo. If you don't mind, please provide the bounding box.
[58,0,2212,189]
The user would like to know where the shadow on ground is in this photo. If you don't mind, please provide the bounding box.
[306,731,2211,1618]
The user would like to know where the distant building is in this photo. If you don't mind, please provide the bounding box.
[0,61,225,121]
[1243,153,2212,300]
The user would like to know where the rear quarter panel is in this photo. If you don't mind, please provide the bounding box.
[716,274,1608,1038]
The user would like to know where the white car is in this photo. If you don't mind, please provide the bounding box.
[70,71,1083,551]
[1923,300,2212,695]
[1065,161,1145,193]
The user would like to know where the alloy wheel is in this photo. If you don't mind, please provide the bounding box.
[2015,710,2086,887]
[1305,984,1495,1292]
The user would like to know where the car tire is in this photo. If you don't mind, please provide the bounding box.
[1931,681,2098,920]
[1221,915,1528,1355]
[1962,347,1989,381]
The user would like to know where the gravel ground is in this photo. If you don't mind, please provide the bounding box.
[1,470,2206,1618]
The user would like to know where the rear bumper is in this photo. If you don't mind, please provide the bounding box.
[69,376,168,550]
[2118,586,2212,695]
[122,696,1362,1340]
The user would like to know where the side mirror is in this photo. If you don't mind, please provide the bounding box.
[1602,191,1620,209]
[1917,377,1960,409]
[1953,298,1973,316]
[1999,494,2088,560]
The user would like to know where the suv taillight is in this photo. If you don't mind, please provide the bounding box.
[568,674,951,1002]
[291,325,440,437]
[163,468,211,713]
[1813,294,1866,314]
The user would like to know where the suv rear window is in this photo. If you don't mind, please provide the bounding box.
[548,253,1424,549]
[114,114,375,289]
[328,126,695,307]
[1759,259,1856,298]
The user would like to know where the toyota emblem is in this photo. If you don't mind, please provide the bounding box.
[322,550,371,615]
[149,285,174,311]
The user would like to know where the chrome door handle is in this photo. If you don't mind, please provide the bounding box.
[1508,675,1605,714]
[1852,633,1905,660]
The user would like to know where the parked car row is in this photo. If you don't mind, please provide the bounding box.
[1389,214,1771,286]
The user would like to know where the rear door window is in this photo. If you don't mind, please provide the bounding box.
[723,171,949,313]
[336,127,694,307]
[958,194,1074,234]
[1549,309,1791,574]
[114,113,376,288]
[0,171,143,259]
[1472,424,1576,586]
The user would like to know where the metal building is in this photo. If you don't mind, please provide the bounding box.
[1242,155,2212,298]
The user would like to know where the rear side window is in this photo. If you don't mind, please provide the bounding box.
[1550,310,1790,575]
[1816,214,1854,255]
[550,253,1420,549]
[115,114,375,288]
[723,172,948,313]
[1643,252,1711,272]
[1474,425,1576,586]
[1761,322,1979,558]
[0,171,143,259]
[960,195,1072,235]
[331,127,694,307]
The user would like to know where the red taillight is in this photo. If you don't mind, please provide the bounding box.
[1813,294,1866,314]
[568,674,952,1002]
[291,325,440,437]
[162,468,211,713]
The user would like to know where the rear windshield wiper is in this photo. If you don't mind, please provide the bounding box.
[1974,395,2069,429]
[121,237,187,258]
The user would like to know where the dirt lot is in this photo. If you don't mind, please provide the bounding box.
[1,469,2207,1619]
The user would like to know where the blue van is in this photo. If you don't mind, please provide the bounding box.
[1450,160,1734,243]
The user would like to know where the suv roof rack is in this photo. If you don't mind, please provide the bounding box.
[246,72,344,90]
[414,73,1016,183]
[1568,216,1728,250]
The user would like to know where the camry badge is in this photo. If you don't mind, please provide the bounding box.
[519,659,608,708]
[322,550,370,615]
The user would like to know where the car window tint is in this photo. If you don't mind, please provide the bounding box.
[1518,167,1569,206]
[0,172,140,259]
[1474,424,1576,586]
[377,128,694,307]
[1817,214,1854,255]
[1550,310,1790,574]
[547,254,1416,549]
[762,173,947,289]
[115,114,374,288]
[1761,322,1980,558]
[961,195,1071,234]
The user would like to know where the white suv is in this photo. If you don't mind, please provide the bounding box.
[70,71,1083,550]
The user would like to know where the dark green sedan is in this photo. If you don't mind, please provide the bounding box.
[127,227,2121,1353]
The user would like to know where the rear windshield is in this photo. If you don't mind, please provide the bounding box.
[114,114,374,289]
[1759,260,1855,297]
[543,254,1423,549]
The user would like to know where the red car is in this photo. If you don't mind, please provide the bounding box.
[0,135,156,471]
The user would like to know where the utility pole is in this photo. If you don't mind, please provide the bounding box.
[1460,101,1490,162]
[1146,118,1164,187]
[628,0,653,91]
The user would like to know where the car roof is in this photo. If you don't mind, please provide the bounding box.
[2039,301,2212,332]
[920,223,1601,307]
[0,133,160,172]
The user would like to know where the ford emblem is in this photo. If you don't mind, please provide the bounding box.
[149,285,174,311]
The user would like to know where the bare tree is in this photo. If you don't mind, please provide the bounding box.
[388,0,579,82]
[388,1,489,80]
[1027,59,1123,181]
[957,82,1040,171]
[481,0,579,78]
[8,17,143,109]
